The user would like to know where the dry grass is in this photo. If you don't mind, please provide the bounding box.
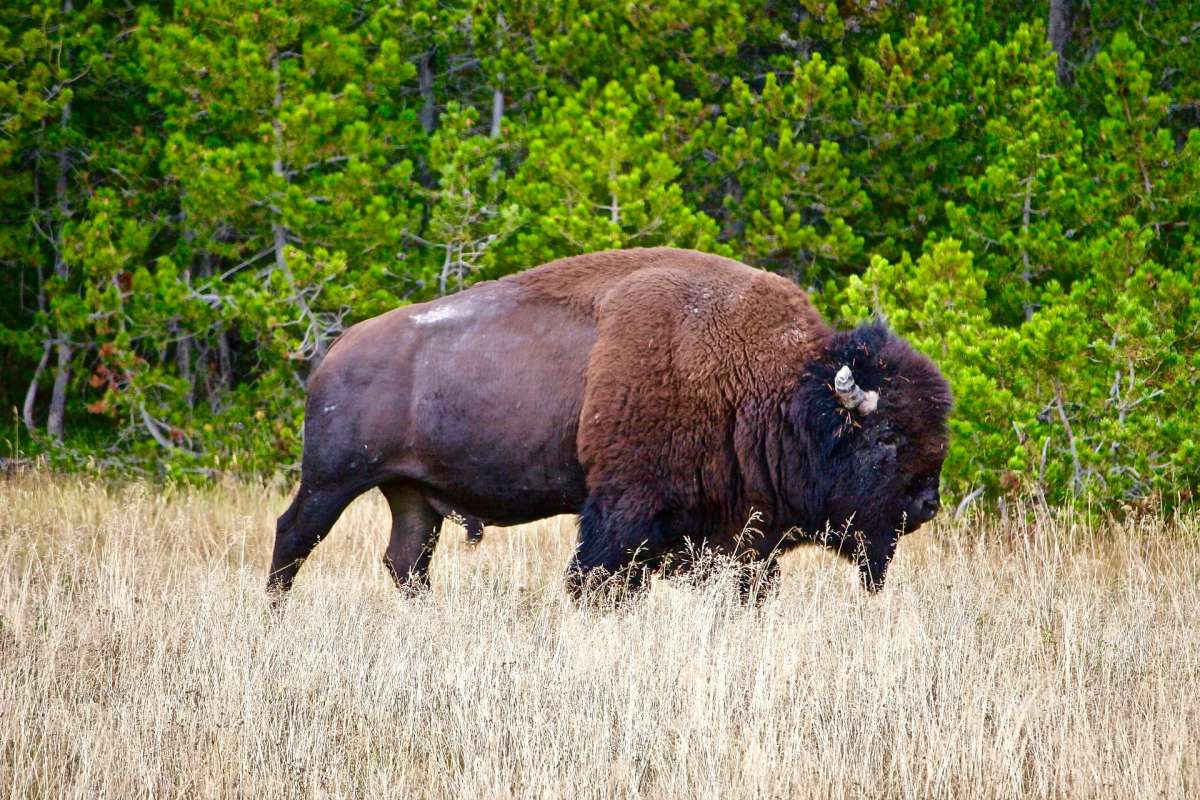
[1,472,1197,799]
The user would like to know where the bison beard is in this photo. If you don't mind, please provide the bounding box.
[267,247,951,605]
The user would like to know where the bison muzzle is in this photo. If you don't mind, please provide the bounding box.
[267,247,951,602]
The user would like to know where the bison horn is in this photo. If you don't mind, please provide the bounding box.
[834,365,879,414]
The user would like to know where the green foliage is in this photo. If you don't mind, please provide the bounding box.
[506,72,724,266]
[1,1,1197,511]
[691,53,866,282]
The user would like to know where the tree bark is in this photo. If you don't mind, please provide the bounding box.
[172,318,193,408]
[270,52,291,281]
[1052,379,1084,497]
[1020,175,1036,321]
[1047,0,1072,86]
[176,205,197,409]
[489,13,506,140]
[194,250,232,414]
[211,328,234,414]
[490,83,505,139]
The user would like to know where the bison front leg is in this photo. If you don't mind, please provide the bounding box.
[379,480,444,593]
[566,496,668,606]
[658,545,780,606]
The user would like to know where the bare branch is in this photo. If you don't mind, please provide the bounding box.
[22,341,52,436]
[954,486,986,519]
[1053,379,1084,497]
[140,404,199,456]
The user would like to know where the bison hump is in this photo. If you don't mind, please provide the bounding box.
[571,249,827,518]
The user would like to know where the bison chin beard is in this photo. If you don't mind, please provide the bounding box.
[810,521,899,593]
[856,531,899,593]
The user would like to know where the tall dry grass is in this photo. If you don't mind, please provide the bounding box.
[1,472,1197,799]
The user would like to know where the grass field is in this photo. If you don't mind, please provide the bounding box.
[1,472,1197,798]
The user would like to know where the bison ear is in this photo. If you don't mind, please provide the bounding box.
[834,365,878,415]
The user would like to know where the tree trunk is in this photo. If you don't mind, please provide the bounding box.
[211,328,234,414]
[270,52,291,281]
[489,13,506,140]
[172,318,193,409]
[1020,175,1036,322]
[195,250,232,414]
[1047,0,1072,86]
[418,49,437,134]
[47,342,72,441]
[490,82,505,139]
[176,207,197,409]
[22,341,51,436]
[488,13,506,179]
[47,28,73,443]
[25,176,50,438]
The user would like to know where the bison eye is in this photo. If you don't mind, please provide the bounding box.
[910,475,937,494]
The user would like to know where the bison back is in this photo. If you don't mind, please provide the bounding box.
[300,279,594,524]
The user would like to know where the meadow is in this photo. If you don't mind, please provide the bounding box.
[1,472,1197,799]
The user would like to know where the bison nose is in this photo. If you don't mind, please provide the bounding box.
[907,487,939,524]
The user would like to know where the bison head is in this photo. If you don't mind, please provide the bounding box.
[785,323,952,591]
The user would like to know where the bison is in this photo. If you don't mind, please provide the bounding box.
[268,247,951,601]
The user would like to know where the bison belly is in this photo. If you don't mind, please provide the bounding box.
[302,281,593,525]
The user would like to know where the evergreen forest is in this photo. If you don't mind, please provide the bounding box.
[1,1,1197,511]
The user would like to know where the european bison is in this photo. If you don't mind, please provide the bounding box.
[268,247,950,601]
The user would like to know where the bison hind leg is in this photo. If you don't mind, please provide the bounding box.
[379,480,444,593]
[268,482,359,600]
[566,496,671,605]
[464,515,484,545]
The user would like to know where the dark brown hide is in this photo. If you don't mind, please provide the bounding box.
[268,247,951,599]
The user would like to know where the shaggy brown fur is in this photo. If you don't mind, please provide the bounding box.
[514,248,829,534]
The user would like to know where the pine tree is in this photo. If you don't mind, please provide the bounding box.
[122,0,423,471]
[847,14,969,258]
[0,1,151,446]
[0,1,1197,501]
[690,53,867,285]
[947,22,1089,326]
[504,72,722,267]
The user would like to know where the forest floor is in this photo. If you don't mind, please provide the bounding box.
[1,473,1197,799]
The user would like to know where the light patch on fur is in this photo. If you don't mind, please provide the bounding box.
[780,327,806,346]
[411,301,469,325]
